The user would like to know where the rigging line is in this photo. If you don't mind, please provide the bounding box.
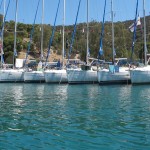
[0,0,3,10]
[0,0,10,37]
[130,0,139,62]
[98,0,106,59]
[24,0,41,66]
[68,0,81,61]
[13,0,18,69]
[45,0,61,65]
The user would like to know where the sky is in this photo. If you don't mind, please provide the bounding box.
[0,0,150,25]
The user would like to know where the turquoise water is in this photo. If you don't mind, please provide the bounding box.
[0,83,150,150]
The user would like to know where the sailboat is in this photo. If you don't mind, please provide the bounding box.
[44,0,68,83]
[24,0,45,83]
[130,0,149,84]
[67,0,97,84]
[97,0,130,84]
[0,0,24,82]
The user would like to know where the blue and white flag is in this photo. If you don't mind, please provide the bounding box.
[14,49,17,56]
[129,16,141,32]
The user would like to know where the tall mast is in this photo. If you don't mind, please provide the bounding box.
[13,0,18,68]
[86,0,89,65]
[62,0,65,68]
[1,0,5,68]
[143,0,147,65]
[111,0,115,63]
[40,0,44,61]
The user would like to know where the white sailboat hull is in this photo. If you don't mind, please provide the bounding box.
[24,71,45,82]
[44,69,68,83]
[0,69,24,82]
[130,66,150,84]
[98,68,130,84]
[67,69,98,84]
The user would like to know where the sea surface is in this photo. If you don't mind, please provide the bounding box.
[0,83,150,150]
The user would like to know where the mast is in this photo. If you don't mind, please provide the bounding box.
[111,0,115,63]
[1,0,5,68]
[13,0,18,68]
[143,0,147,65]
[131,0,138,62]
[40,0,44,61]
[86,0,89,65]
[62,0,65,68]
[45,0,60,64]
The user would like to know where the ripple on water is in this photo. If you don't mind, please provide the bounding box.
[0,84,150,149]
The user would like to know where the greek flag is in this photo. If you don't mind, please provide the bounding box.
[129,16,141,32]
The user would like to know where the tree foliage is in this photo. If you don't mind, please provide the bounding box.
[0,14,150,64]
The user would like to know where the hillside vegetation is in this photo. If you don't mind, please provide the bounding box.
[1,14,150,64]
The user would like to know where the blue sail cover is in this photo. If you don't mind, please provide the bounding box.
[99,47,103,56]
[98,0,106,58]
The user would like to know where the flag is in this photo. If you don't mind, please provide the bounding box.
[136,16,141,26]
[129,23,135,32]
[14,49,17,56]
[82,28,84,33]
[129,16,141,32]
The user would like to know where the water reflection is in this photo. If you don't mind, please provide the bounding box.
[35,83,45,99]
[45,84,69,112]
[0,83,25,110]
[12,84,24,106]
[0,84,150,149]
